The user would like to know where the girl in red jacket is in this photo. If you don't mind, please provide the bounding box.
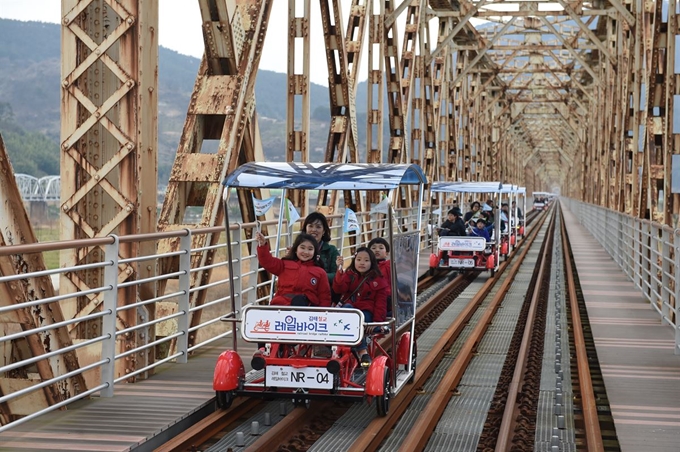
[333,247,389,366]
[256,231,331,307]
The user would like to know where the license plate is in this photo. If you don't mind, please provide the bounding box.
[449,258,475,268]
[265,365,333,389]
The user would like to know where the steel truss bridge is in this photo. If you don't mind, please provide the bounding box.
[1,0,679,425]
[14,174,61,202]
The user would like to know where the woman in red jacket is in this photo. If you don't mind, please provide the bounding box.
[256,231,331,307]
[333,247,389,366]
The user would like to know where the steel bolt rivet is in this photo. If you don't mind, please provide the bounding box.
[558,415,566,429]
[235,432,245,446]
[551,434,559,446]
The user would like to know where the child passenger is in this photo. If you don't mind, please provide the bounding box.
[470,218,491,242]
[334,247,389,366]
[255,231,331,307]
[368,237,392,317]
[301,212,339,288]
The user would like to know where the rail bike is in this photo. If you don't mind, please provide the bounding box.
[213,162,425,416]
[428,181,521,276]
[532,191,555,211]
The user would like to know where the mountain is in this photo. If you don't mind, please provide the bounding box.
[0,18,375,185]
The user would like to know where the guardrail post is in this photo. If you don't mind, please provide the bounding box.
[176,231,191,363]
[675,230,680,355]
[643,222,651,300]
[614,214,623,268]
[101,235,119,397]
[629,216,635,279]
[661,228,670,323]
[634,219,642,291]
[233,225,245,348]
[233,225,244,309]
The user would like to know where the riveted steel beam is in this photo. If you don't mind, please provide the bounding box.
[0,134,87,422]
[157,1,272,348]
[61,0,158,379]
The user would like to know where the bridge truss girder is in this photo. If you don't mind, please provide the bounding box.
[39,0,680,418]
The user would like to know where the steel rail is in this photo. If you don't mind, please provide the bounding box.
[234,273,475,452]
[494,209,556,450]
[560,207,605,452]
[152,210,546,452]
[243,401,337,452]
[394,209,548,452]
[172,270,475,452]
[152,398,262,452]
[350,210,549,452]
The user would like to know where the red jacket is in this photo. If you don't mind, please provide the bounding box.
[377,259,392,296]
[332,269,389,322]
[257,244,331,307]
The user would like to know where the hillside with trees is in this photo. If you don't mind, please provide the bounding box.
[0,18,380,187]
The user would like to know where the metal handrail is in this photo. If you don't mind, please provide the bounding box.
[562,199,679,355]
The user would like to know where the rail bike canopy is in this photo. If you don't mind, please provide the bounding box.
[221,162,427,191]
[430,181,517,194]
[532,191,556,198]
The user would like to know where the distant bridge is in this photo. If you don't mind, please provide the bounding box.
[14,174,60,202]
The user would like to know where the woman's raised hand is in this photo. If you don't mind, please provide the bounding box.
[255,231,266,246]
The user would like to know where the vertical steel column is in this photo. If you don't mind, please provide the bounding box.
[286,0,311,215]
[61,0,158,379]
[157,1,272,351]
[366,0,385,164]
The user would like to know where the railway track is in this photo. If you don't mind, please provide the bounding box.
[386,205,550,452]
[152,207,619,452]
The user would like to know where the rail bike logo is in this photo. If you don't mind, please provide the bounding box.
[252,319,271,332]
[242,307,364,344]
[439,236,486,251]
[271,314,329,334]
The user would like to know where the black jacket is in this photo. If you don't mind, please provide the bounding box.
[439,218,466,236]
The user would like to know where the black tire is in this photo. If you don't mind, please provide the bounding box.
[215,390,234,409]
[376,367,391,417]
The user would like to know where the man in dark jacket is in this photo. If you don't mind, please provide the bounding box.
[438,207,467,236]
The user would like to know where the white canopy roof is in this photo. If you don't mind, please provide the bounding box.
[431,181,517,194]
[222,162,427,190]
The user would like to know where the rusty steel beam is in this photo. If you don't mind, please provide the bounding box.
[315,0,367,220]
[50,0,680,393]
[317,0,356,212]
[0,134,88,423]
[286,0,312,214]
[157,1,272,349]
[61,0,158,379]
